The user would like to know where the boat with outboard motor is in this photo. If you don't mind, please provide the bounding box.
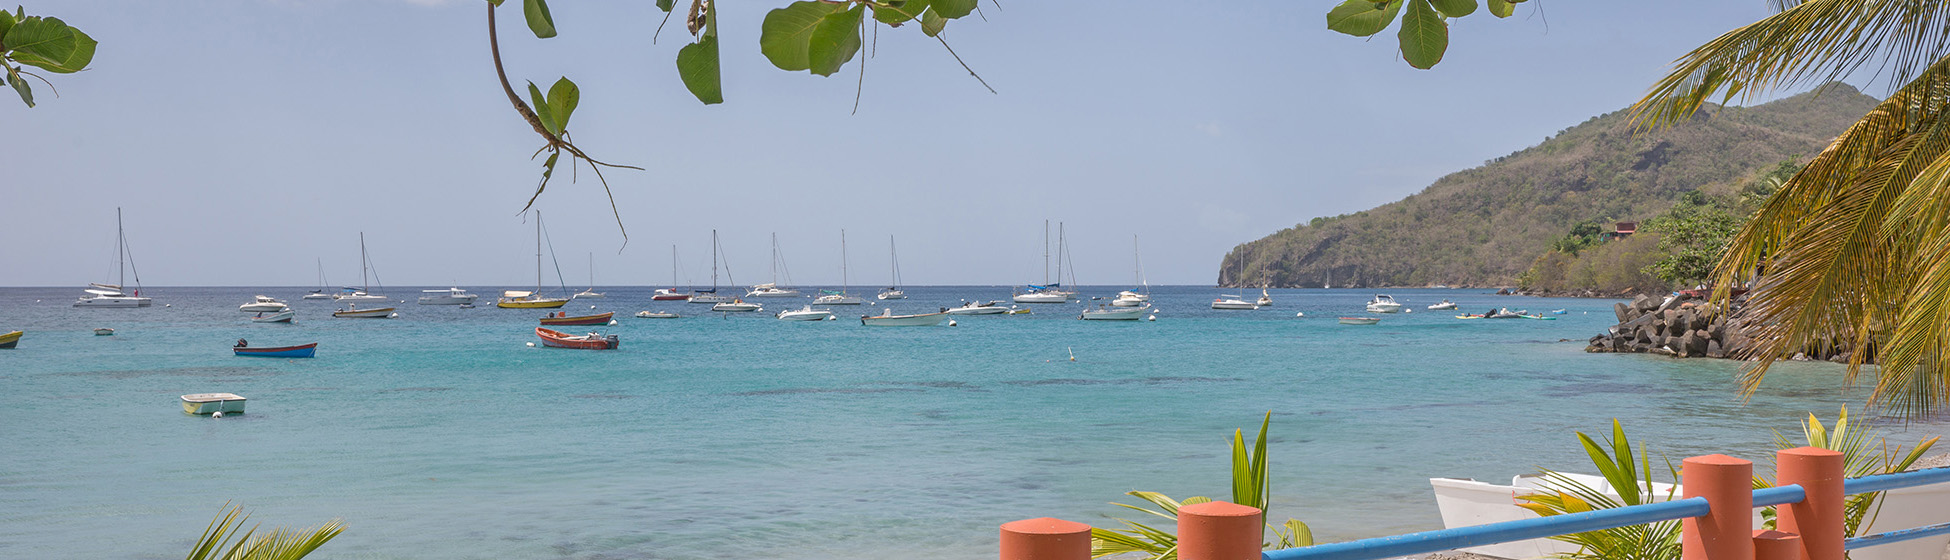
[535,327,618,350]
[1081,304,1151,321]
[860,308,950,326]
[540,311,614,326]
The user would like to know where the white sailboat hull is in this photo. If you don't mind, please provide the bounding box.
[1013,292,1071,304]
[1081,304,1150,320]
[813,295,866,305]
[74,296,151,308]
[877,290,907,300]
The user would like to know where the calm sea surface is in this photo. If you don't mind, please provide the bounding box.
[2,286,1942,559]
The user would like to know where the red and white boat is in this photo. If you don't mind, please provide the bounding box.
[535,327,618,350]
[651,288,691,301]
[539,311,614,326]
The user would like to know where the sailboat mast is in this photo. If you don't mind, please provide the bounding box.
[1043,220,1050,285]
[771,232,780,284]
[360,232,370,292]
[115,207,125,288]
[535,212,543,293]
[671,245,679,287]
[890,236,900,288]
[840,229,849,293]
[711,229,720,290]
[1057,222,1066,286]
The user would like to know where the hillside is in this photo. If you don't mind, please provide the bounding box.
[1219,84,1880,289]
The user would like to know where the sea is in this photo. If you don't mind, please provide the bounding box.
[3,286,1943,560]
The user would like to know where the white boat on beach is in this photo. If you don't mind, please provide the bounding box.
[1428,300,1457,310]
[75,209,153,308]
[251,309,296,323]
[418,287,478,305]
[1366,294,1403,313]
[1211,295,1258,310]
[945,300,1013,315]
[860,308,950,326]
[777,306,834,321]
[239,295,288,313]
[1081,304,1150,321]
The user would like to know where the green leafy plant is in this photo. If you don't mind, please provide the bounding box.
[1325,0,1528,69]
[1090,413,1313,559]
[1515,419,1682,560]
[1755,408,1939,536]
[186,503,345,560]
[1,6,97,107]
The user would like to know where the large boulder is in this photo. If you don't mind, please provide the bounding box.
[1706,339,1726,359]
[1615,302,1632,323]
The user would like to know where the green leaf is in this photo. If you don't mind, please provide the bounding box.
[526,81,558,135]
[7,16,96,74]
[523,0,557,39]
[1486,0,1514,18]
[656,0,674,13]
[1285,519,1314,547]
[920,7,946,37]
[547,77,578,132]
[759,1,845,72]
[1326,0,1402,38]
[7,67,31,108]
[0,9,16,45]
[486,0,504,6]
[1430,0,1476,18]
[807,5,864,77]
[1397,0,1447,69]
[676,34,722,104]
[929,0,976,19]
[872,0,928,26]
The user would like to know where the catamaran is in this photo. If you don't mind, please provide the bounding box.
[814,230,866,305]
[498,211,571,309]
[74,208,153,308]
[878,235,907,300]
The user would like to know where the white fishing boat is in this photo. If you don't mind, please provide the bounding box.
[1365,294,1403,313]
[777,305,835,321]
[691,230,736,304]
[879,235,907,300]
[239,295,288,313]
[746,234,802,297]
[418,287,479,305]
[634,310,680,319]
[333,304,396,319]
[497,211,571,309]
[303,258,334,299]
[860,308,950,326]
[1211,296,1258,310]
[1081,303,1150,321]
[1427,300,1458,310]
[572,252,605,299]
[334,233,391,304]
[712,299,762,312]
[181,393,246,416]
[75,208,153,308]
[1338,316,1381,325]
[250,309,297,323]
[945,300,1013,315]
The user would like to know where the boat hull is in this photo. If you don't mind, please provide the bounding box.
[877,290,906,300]
[812,295,866,305]
[0,330,20,348]
[181,393,247,415]
[689,294,733,304]
[746,290,801,298]
[540,312,615,326]
[1081,305,1150,321]
[233,343,317,358]
[250,310,297,323]
[712,301,762,312]
[74,296,151,308]
[945,303,1010,315]
[778,309,834,321]
[1013,292,1071,304]
[497,298,569,309]
[1211,300,1258,310]
[418,296,478,305]
[1338,317,1381,325]
[860,311,950,326]
[333,307,396,318]
[536,328,619,350]
[634,311,681,319]
[334,294,389,304]
[651,290,692,301]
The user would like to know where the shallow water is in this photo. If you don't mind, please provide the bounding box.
[1,286,1940,559]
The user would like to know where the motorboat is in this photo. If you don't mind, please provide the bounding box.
[540,311,614,326]
[652,288,692,301]
[1366,294,1403,313]
[746,283,801,298]
[239,295,289,313]
[1257,288,1273,307]
[1550,309,1568,314]
[1111,291,1148,307]
[332,304,396,319]
[75,209,153,308]
[1428,300,1457,310]
[813,291,866,305]
[418,287,479,305]
[0,330,19,349]
[1338,316,1381,325]
[181,393,246,416]
[301,291,334,300]
[250,309,297,323]
[778,305,835,321]
[498,211,571,309]
[535,327,618,350]
[635,310,680,319]
[334,233,390,304]
[689,291,733,304]
[860,308,950,326]
[945,300,1013,315]
[1211,296,1258,310]
[94,328,115,336]
[878,288,907,300]
[232,341,316,358]
[1081,304,1150,321]
[712,299,762,313]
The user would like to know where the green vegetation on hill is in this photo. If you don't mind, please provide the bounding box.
[1218,85,1878,289]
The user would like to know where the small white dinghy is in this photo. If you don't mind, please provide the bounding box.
[777,306,834,321]
[634,310,680,319]
[860,308,950,326]
[181,393,246,416]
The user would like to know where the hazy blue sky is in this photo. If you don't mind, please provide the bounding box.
[3,1,1829,288]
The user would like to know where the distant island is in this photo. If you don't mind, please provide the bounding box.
[1218,84,1880,291]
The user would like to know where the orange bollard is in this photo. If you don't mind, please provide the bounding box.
[999,517,1091,560]
[1775,447,1844,560]
[1752,530,1803,560]
[1682,454,1754,560]
[1177,501,1263,560]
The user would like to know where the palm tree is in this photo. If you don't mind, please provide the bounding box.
[1631,0,1950,416]
[186,504,343,560]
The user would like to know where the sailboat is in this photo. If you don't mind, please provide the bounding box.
[572,252,605,299]
[1112,234,1150,307]
[878,235,907,300]
[303,258,335,299]
[690,230,734,304]
[333,233,390,305]
[815,230,866,305]
[497,211,571,309]
[1015,220,1077,304]
[652,245,692,301]
[1211,255,1258,310]
[747,233,802,297]
[74,208,153,308]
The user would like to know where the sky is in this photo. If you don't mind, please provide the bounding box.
[2,1,1832,288]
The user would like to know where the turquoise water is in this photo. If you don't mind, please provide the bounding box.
[2,287,1941,560]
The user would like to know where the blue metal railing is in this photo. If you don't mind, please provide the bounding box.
[1262,466,1950,560]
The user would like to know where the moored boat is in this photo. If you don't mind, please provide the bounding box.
[536,327,618,350]
[181,393,246,415]
[712,299,762,313]
[1257,288,1273,307]
[777,305,834,321]
[540,311,614,326]
[333,305,396,319]
[860,308,950,326]
[0,330,20,348]
[75,209,154,308]
[1338,317,1381,325]
[94,328,115,336]
[1211,296,1258,310]
[497,290,569,309]
[813,292,866,305]
[1428,300,1457,310]
[945,300,1012,315]
[418,287,479,305]
[239,295,289,313]
[652,288,692,301]
[1366,295,1403,313]
[635,310,680,319]
[1081,304,1150,321]
[232,341,317,358]
[250,309,297,323]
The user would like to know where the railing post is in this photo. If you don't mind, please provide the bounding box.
[999,517,1092,560]
[1774,447,1843,560]
[1683,454,1754,560]
[1178,501,1262,560]
[1753,530,1802,560]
